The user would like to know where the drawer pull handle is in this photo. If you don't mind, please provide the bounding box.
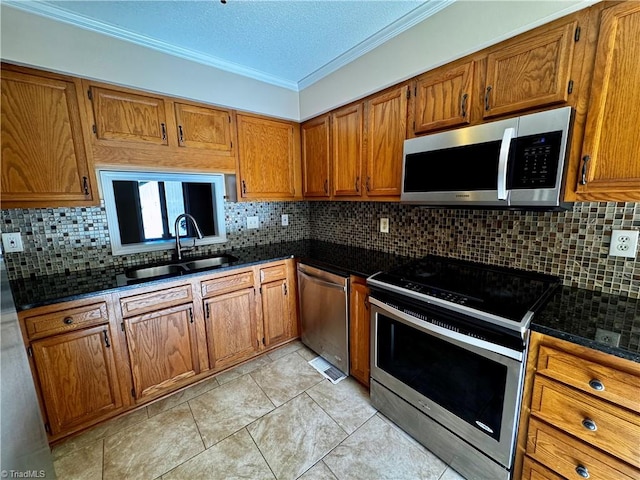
[575,465,590,478]
[582,418,597,431]
[63,317,74,325]
[588,379,604,391]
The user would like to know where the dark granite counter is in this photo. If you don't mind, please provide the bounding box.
[9,240,409,311]
[533,286,640,363]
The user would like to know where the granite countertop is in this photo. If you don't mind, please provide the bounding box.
[9,241,638,363]
[9,240,409,311]
[533,286,640,363]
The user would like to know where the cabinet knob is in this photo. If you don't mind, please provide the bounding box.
[581,418,597,431]
[575,465,590,478]
[588,379,605,391]
[63,317,74,325]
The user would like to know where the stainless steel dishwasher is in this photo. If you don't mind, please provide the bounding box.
[297,263,349,374]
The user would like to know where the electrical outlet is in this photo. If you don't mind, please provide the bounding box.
[2,232,24,253]
[595,328,621,348]
[281,214,289,226]
[380,218,389,233]
[609,229,639,258]
[246,216,259,229]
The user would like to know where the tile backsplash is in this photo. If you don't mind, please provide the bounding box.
[1,201,309,279]
[309,201,640,299]
[2,200,638,299]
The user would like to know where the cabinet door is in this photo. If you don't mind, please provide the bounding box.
[89,86,168,145]
[413,62,473,134]
[483,21,577,119]
[32,324,123,435]
[349,278,370,387]
[301,115,331,197]
[1,69,94,207]
[576,3,640,201]
[237,114,296,199]
[204,288,259,370]
[174,103,233,152]
[262,279,293,347]
[124,303,199,400]
[332,104,363,197]
[364,85,408,198]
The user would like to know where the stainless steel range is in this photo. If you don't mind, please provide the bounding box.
[367,256,559,480]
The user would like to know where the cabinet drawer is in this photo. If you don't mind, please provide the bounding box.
[537,345,640,413]
[522,457,563,480]
[24,302,109,340]
[120,285,193,318]
[531,376,640,467]
[527,417,639,480]
[201,270,254,298]
[260,263,286,283]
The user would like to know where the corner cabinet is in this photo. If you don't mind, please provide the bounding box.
[236,114,301,200]
[1,64,97,209]
[515,332,640,480]
[301,115,331,198]
[574,2,640,201]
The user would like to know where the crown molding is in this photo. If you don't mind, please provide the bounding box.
[297,0,455,90]
[3,0,300,91]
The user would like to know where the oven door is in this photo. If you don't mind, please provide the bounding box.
[370,297,525,469]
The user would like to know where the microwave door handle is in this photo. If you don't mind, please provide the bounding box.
[497,127,516,200]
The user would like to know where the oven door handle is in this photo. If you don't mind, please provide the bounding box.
[369,297,523,362]
[497,127,516,201]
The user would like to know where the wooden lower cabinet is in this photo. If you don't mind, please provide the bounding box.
[515,332,640,480]
[349,276,370,387]
[204,287,259,370]
[261,278,293,347]
[124,302,200,401]
[31,323,123,436]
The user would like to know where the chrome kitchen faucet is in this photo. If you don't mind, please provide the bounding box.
[174,213,204,260]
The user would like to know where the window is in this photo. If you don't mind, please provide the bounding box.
[100,171,227,255]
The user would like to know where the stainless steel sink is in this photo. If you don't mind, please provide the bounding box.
[125,264,186,279]
[183,254,238,271]
[122,254,239,282]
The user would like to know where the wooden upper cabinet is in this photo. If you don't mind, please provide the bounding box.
[236,114,298,200]
[576,2,640,201]
[32,324,123,435]
[1,66,96,208]
[413,62,473,134]
[174,102,233,152]
[332,104,363,197]
[89,86,168,146]
[364,85,408,198]
[301,115,331,197]
[483,20,578,119]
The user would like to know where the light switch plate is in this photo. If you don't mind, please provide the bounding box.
[281,214,289,226]
[2,232,24,253]
[246,216,259,229]
[380,218,389,233]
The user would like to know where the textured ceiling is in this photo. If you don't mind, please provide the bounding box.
[6,0,452,90]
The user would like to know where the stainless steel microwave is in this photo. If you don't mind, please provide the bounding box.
[401,106,573,210]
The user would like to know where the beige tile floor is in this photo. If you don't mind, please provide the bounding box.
[52,340,467,480]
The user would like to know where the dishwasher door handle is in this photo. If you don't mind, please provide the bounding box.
[298,270,347,292]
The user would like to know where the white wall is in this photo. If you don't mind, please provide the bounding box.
[0,6,300,120]
[299,0,596,120]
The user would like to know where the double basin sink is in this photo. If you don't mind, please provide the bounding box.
[121,253,239,283]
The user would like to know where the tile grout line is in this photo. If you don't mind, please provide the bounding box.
[245,426,278,480]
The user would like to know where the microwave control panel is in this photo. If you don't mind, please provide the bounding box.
[509,131,562,189]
